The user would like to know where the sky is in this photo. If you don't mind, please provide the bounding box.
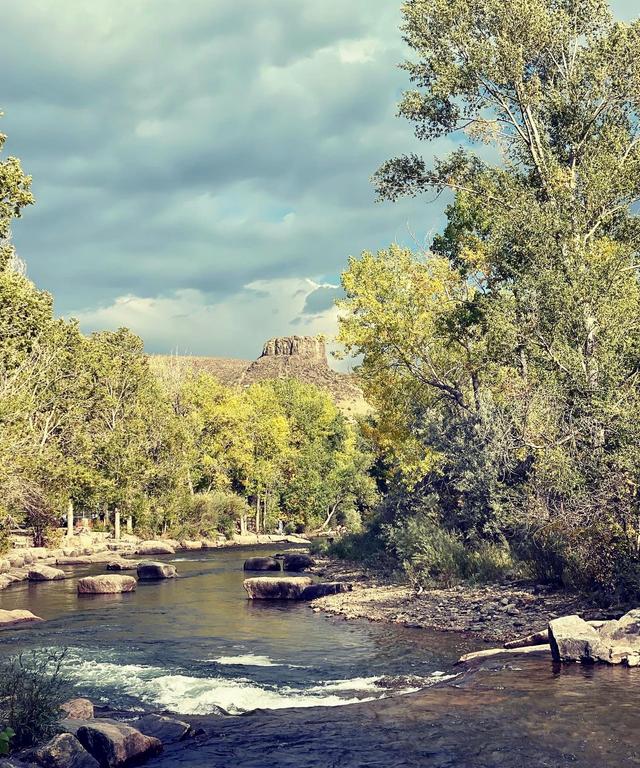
[1,0,637,362]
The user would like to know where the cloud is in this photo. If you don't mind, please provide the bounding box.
[70,277,342,362]
[3,1,635,356]
[301,283,343,315]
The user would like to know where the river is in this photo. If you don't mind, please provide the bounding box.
[1,546,639,767]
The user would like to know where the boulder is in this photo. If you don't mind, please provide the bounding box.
[28,565,66,582]
[597,608,640,665]
[132,713,191,743]
[77,575,137,595]
[76,721,162,768]
[243,557,281,572]
[62,698,95,720]
[548,615,608,663]
[282,553,315,572]
[244,576,312,599]
[136,562,177,580]
[35,733,100,768]
[105,560,138,572]
[300,582,352,600]
[180,540,202,551]
[0,608,44,628]
[136,541,175,556]
[7,554,24,568]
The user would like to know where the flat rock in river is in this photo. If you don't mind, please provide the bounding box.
[0,608,44,628]
[132,714,191,743]
[136,541,175,556]
[244,576,313,599]
[77,575,137,595]
[28,565,66,581]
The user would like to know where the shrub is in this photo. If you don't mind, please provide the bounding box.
[0,727,15,756]
[384,512,468,588]
[0,651,70,749]
[173,491,250,540]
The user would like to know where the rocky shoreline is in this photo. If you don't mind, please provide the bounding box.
[310,556,617,644]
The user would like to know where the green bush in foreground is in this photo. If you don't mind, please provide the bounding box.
[0,651,69,749]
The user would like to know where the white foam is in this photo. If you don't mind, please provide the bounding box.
[60,657,385,715]
[212,654,281,667]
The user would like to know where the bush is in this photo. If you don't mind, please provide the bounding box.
[173,491,250,540]
[0,651,70,749]
[384,512,468,588]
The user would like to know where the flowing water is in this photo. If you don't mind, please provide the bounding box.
[0,547,474,714]
[2,546,639,766]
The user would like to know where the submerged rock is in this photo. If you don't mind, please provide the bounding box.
[244,576,313,599]
[28,565,66,581]
[35,733,100,768]
[137,562,177,580]
[77,575,137,595]
[300,582,352,600]
[105,560,138,572]
[282,553,315,572]
[76,721,162,768]
[132,714,191,743]
[243,557,281,572]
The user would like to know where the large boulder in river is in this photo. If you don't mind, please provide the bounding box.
[597,608,640,665]
[300,582,353,600]
[35,733,100,768]
[28,565,66,581]
[77,575,137,595]
[244,576,313,599]
[136,540,175,556]
[548,615,609,663]
[243,556,281,572]
[132,713,191,743]
[76,721,162,768]
[137,561,177,580]
[282,553,315,572]
[0,608,43,629]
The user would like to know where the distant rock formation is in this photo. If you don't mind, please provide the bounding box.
[152,335,368,416]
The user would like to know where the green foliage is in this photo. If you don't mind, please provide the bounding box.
[0,651,69,749]
[337,0,640,600]
[0,727,15,756]
[173,491,251,540]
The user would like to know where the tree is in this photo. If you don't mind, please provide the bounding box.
[340,0,640,594]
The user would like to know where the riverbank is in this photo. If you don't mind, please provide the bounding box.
[311,556,615,643]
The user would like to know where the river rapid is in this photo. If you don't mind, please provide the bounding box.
[0,546,475,714]
[1,546,639,767]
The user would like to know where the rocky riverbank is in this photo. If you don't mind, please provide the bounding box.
[310,557,615,643]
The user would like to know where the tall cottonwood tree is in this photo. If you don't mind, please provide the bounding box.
[341,0,640,593]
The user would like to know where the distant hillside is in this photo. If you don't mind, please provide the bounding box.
[152,335,369,417]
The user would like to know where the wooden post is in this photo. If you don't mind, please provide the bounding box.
[127,515,133,534]
[114,509,121,541]
[67,500,74,538]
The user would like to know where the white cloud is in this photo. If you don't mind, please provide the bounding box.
[69,277,342,362]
